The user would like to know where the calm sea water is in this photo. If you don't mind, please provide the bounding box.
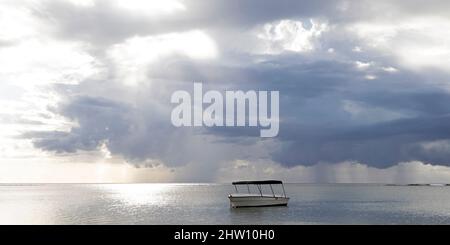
[1,183,450,224]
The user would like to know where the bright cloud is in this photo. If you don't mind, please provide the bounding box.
[0,39,99,86]
[114,0,185,16]
[349,16,450,72]
[108,30,218,86]
[256,19,328,54]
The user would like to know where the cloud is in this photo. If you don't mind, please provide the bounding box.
[2,0,450,182]
[108,30,217,86]
[255,19,328,54]
[348,16,450,72]
[341,100,406,123]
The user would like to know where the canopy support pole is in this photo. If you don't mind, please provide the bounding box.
[281,184,286,198]
[247,184,250,194]
[257,184,263,197]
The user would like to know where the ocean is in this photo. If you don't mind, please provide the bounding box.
[1,183,450,225]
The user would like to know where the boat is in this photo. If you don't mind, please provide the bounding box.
[228,180,289,208]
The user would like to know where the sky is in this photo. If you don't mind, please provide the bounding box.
[2,0,450,183]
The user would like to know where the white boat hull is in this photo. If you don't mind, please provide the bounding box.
[228,195,289,208]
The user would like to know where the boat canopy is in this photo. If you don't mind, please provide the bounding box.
[232,180,283,185]
[231,180,287,198]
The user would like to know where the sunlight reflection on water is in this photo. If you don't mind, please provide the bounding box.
[98,183,175,206]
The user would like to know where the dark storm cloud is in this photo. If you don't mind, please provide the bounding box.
[27,80,266,167]
[28,53,450,168]
[192,58,450,167]
[357,91,450,116]
[22,0,450,170]
[272,114,450,167]
[26,96,132,153]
